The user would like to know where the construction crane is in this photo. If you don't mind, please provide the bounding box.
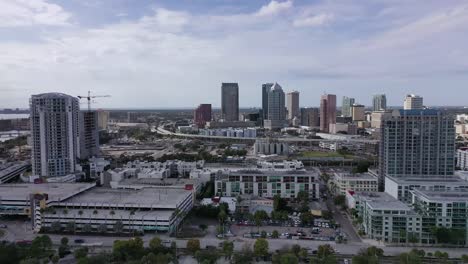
[77,91,111,111]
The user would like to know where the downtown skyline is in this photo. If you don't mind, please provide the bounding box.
[1,0,468,108]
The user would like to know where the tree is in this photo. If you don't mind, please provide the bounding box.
[222,241,234,260]
[254,210,269,229]
[114,220,124,234]
[195,250,220,264]
[82,223,92,233]
[317,244,334,258]
[66,221,76,233]
[0,242,20,264]
[51,255,60,264]
[279,253,298,264]
[272,230,279,238]
[273,195,288,211]
[186,239,200,255]
[98,223,107,233]
[60,237,69,246]
[218,210,227,224]
[434,251,449,259]
[352,247,384,264]
[398,251,422,264]
[232,243,254,264]
[253,238,269,258]
[300,211,313,226]
[199,224,208,232]
[74,247,89,260]
[112,238,145,262]
[333,195,346,207]
[29,235,53,259]
[149,237,163,253]
[462,254,468,263]
[297,191,309,204]
[352,161,370,173]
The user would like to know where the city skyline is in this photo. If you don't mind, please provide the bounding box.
[1,0,468,108]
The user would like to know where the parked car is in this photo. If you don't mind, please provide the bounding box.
[74,239,85,244]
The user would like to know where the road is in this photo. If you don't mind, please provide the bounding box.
[325,193,361,243]
[2,219,468,258]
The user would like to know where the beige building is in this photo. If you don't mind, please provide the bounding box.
[351,104,365,121]
[331,172,379,195]
[404,94,423,110]
[371,110,392,129]
[286,91,300,120]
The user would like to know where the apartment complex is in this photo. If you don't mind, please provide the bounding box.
[331,172,378,195]
[194,104,212,127]
[215,169,320,199]
[30,93,80,178]
[79,111,99,159]
[379,109,455,191]
[457,148,468,170]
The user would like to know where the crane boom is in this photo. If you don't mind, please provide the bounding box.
[77,90,111,111]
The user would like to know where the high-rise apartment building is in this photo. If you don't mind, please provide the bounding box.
[30,93,80,178]
[194,104,212,127]
[264,83,286,129]
[221,83,239,122]
[404,94,423,110]
[300,108,320,127]
[286,91,300,120]
[79,111,99,159]
[341,96,355,117]
[351,104,365,121]
[320,94,337,133]
[261,83,274,123]
[379,109,455,191]
[373,94,387,111]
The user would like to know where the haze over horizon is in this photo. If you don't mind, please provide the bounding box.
[1,0,468,109]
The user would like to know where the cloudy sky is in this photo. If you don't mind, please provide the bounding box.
[1,0,467,109]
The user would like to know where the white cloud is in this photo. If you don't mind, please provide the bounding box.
[255,0,292,17]
[140,8,189,32]
[0,0,72,27]
[293,13,334,27]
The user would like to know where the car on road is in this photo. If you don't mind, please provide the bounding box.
[74,239,85,244]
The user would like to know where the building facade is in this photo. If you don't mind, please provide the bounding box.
[79,111,99,159]
[264,83,286,129]
[221,83,239,122]
[331,173,378,195]
[286,91,300,120]
[379,109,455,191]
[30,93,80,178]
[261,83,274,125]
[215,170,320,199]
[351,104,365,121]
[341,96,355,117]
[320,94,337,133]
[404,94,424,110]
[457,148,468,170]
[300,107,320,127]
[194,104,212,128]
[373,94,387,111]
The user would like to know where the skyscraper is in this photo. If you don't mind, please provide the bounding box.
[264,83,286,129]
[30,93,80,178]
[379,109,455,191]
[97,110,109,130]
[194,104,212,127]
[221,83,239,122]
[79,110,99,159]
[261,83,274,123]
[373,94,387,111]
[341,96,355,117]
[351,104,365,121]
[286,91,300,120]
[300,107,320,127]
[320,94,337,133]
[404,94,423,110]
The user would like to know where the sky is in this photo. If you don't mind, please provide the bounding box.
[0,0,467,109]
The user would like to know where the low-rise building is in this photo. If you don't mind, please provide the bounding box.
[353,192,420,243]
[254,138,289,156]
[457,148,468,170]
[215,169,320,199]
[331,172,378,195]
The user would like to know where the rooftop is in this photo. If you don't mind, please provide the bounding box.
[386,175,468,185]
[0,183,95,201]
[63,187,191,209]
[334,172,378,181]
[357,192,412,211]
[412,189,468,203]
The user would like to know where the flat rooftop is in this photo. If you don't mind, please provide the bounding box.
[335,172,378,181]
[0,183,95,201]
[357,192,412,211]
[119,177,199,187]
[412,189,468,202]
[386,175,468,184]
[63,187,191,209]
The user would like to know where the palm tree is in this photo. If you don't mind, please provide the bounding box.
[78,210,83,216]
